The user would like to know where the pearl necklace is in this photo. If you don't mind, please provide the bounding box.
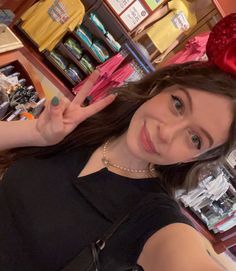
[102,139,155,174]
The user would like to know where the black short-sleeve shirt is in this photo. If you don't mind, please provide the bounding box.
[0,147,192,271]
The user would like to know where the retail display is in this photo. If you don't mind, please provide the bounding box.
[45,9,147,87]
[76,25,110,62]
[90,40,110,62]
[135,0,197,62]
[79,54,95,74]
[73,52,142,101]
[178,166,236,233]
[49,49,86,83]
[16,0,154,89]
[75,25,93,47]
[21,0,85,51]
[89,12,121,52]
[64,38,83,59]
[0,64,45,121]
[65,64,84,83]
[50,50,69,70]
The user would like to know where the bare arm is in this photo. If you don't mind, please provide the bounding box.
[142,5,169,28]
[134,5,169,35]
[0,120,44,150]
[153,39,180,64]
[138,223,226,271]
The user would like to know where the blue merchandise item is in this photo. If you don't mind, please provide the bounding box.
[91,40,109,62]
[105,32,121,52]
[89,12,121,52]
[89,12,107,34]
[75,25,93,47]
[65,64,84,83]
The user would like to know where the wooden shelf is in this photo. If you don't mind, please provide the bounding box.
[72,31,105,63]
[58,43,91,75]
[86,16,121,54]
[0,49,45,98]
[44,53,77,86]
[13,26,74,99]
[181,205,236,254]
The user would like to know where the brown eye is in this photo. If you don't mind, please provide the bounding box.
[191,134,202,150]
[171,95,184,114]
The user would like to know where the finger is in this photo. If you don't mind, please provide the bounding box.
[38,99,50,122]
[49,97,64,135]
[60,97,70,114]
[82,93,117,119]
[72,70,100,105]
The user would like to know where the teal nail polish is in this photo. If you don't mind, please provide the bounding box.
[51,96,60,106]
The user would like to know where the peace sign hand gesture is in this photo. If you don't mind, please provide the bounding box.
[35,71,117,146]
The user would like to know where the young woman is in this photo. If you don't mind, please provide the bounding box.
[0,60,236,271]
[1,14,236,271]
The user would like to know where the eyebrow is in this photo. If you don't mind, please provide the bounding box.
[179,87,193,113]
[179,87,214,148]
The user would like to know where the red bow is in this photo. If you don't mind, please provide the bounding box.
[206,13,236,76]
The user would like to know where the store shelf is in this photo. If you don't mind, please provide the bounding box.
[58,43,91,75]
[86,17,121,54]
[96,0,155,73]
[72,31,104,63]
[44,53,77,86]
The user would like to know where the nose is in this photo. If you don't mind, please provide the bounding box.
[158,121,187,144]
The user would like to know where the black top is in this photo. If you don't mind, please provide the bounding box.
[0,146,192,271]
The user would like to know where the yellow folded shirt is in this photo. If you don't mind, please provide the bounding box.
[147,0,197,53]
[21,0,85,52]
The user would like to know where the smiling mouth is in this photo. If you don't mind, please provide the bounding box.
[140,122,159,154]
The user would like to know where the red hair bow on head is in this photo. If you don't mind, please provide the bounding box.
[206,13,236,76]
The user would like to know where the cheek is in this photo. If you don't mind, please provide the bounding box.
[158,137,200,164]
[148,95,173,121]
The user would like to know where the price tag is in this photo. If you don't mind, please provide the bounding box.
[172,11,190,31]
[120,1,148,31]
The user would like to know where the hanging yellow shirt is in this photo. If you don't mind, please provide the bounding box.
[21,0,85,51]
[146,0,197,53]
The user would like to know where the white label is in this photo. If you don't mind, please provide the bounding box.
[107,0,135,15]
[120,1,148,31]
[172,11,190,31]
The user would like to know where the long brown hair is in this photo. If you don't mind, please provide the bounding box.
[1,62,236,194]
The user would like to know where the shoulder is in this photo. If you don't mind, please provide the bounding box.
[138,223,224,271]
[2,146,92,189]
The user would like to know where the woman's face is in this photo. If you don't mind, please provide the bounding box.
[126,85,233,165]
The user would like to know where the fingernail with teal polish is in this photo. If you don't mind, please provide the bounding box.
[51,96,60,106]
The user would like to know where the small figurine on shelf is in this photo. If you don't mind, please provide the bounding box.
[133,0,197,64]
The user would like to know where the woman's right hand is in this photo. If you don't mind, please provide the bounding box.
[35,70,117,146]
